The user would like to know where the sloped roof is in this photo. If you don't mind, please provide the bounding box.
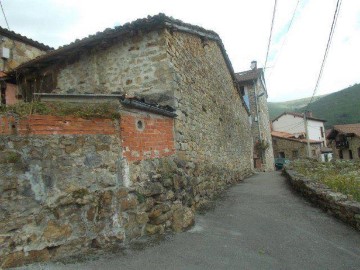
[235,68,263,83]
[272,112,326,122]
[327,123,360,139]
[271,131,322,144]
[0,26,52,51]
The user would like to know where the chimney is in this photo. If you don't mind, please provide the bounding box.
[251,60,257,70]
[305,111,313,118]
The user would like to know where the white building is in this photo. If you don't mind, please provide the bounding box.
[272,112,327,147]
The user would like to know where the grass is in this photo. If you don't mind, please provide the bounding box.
[0,101,120,120]
[289,159,360,202]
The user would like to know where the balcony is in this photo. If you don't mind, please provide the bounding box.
[336,140,349,149]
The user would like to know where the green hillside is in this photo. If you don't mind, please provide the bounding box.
[268,83,360,128]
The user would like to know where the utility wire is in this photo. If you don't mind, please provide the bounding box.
[264,0,278,71]
[0,0,10,30]
[268,0,300,78]
[305,0,342,111]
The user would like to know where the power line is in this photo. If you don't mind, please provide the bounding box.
[305,0,342,111]
[264,0,278,71]
[267,0,300,78]
[0,0,10,30]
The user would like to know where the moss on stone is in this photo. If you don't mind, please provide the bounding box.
[0,101,120,120]
[0,151,21,164]
[72,188,90,199]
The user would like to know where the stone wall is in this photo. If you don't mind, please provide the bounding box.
[20,30,175,106]
[0,38,47,72]
[272,137,321,160]
[0,112,194,268]
[165,30,252,185]
[284,169,360,231]
[246,79,274,171]
[329,137,360,160]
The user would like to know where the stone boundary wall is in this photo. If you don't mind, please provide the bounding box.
[284,169,360,231]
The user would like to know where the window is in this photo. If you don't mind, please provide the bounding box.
[279,152,285,158]
[240,86,245,96]
[292,150,299,159]
[349,150,353,160]
[320,127,324,138]
[339,150,343,159]
[311,150,316,156]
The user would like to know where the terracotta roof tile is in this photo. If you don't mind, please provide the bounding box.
[235,68,263,83]
[328,124,360,139]
[271,131,322,144]
[272,112,326,122]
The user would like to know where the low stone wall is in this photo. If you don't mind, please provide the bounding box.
[284,169,360,231]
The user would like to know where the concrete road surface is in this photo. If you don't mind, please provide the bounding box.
[16,172,360,270]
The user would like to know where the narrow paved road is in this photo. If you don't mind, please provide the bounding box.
[18,172,360,270]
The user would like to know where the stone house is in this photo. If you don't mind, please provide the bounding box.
[0,14,253,267]
[0,26,52,105]
[272,130,322,160]
[272,111,330,160]
[235,61,274,171]
[327,124,360,160]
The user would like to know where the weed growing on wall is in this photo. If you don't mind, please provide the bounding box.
[289,159,360,202]
[0,101,120,119]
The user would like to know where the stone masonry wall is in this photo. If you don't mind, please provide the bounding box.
[0,38,47,72]
[284,169,360,231]
[272,137,321,160]
[329,137,360,160]
[165,30,253,195]
[0,113,195,268]
[246,80,274,171]
[30,30,174,106]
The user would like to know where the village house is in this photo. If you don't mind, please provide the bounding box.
[235,61,274,171]
[0,26,52,106]
[327,124,360,160]
[271,111,330,160]
[272,130,322,160]
[0,14,254,267]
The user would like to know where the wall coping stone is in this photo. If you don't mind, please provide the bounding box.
[284,168,360,231]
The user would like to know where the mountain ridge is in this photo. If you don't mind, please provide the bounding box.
[268,83,360,128]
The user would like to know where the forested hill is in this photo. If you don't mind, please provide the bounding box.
[268,84,360,128]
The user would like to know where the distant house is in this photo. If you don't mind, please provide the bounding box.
[272,111,331,160]
[272,130,323,160]
[327,124,360,160]
[235,61,275,171]
[0,26,52,105]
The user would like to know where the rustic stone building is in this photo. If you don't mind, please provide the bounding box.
[272,130,322,160]
[0,26,52,106]
[0,14,253,267]
[327,124,360,160]
[272,111,329,160]
[235,62,274,171]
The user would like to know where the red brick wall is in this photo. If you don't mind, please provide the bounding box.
[0,113,176,162]
[0,115,117,135]
[120,114,175,161]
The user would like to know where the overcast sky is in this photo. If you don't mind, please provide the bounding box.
[0,0,359,102]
